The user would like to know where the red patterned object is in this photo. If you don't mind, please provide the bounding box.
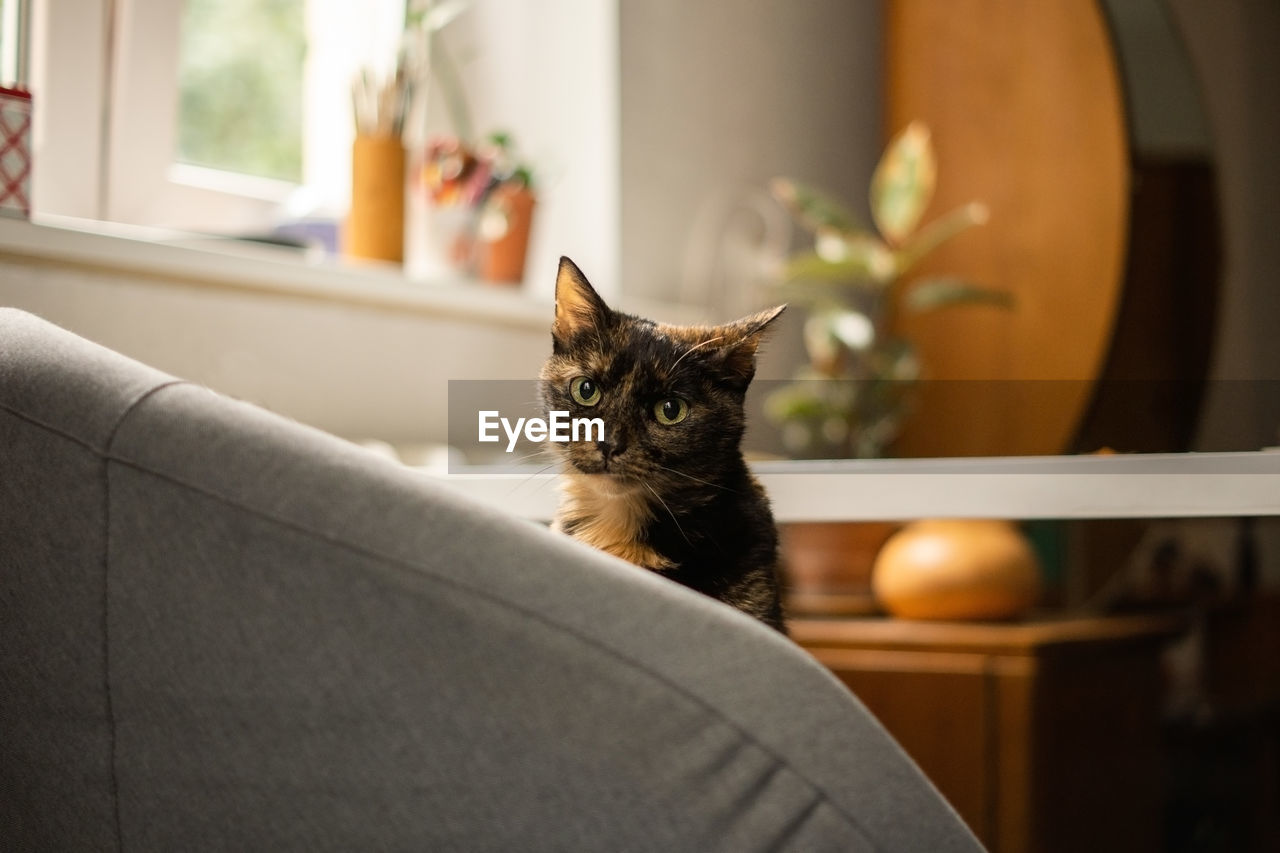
[0,86,32,219]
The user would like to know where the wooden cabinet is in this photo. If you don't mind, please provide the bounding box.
[792,616,1185,852]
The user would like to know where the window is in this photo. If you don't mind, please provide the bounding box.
[30,0,619,295]
[176,0,306,184]
[83,0,405,233]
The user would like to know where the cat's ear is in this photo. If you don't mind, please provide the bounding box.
[713,304,787,385]
[553,256,611,349]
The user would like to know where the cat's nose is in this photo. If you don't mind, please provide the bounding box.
[597,439,625,461]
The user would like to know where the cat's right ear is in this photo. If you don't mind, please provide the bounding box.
[553,256,611,350]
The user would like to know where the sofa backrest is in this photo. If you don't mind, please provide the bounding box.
[0,308,979,851]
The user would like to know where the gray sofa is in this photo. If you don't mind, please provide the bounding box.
[0,307,980,851]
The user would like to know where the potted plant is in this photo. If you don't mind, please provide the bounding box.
[416,130,537,283]
[767,121,1011,458]
[400,2,539,283]
[768,122,1013,615]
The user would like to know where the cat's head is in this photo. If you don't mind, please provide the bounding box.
[539,257,784,487]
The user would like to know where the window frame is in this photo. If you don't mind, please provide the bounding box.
[100,0,410,233]
[103,0,298,232]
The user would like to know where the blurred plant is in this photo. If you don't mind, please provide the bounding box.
[400,2,536,215]
[473,131,536,244]
[177,0,305,182]
[418,130,535,270]
[420,130,533,209]
[766,122,1012,458]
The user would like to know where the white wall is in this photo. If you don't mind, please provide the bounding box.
[439,0,620,301]
[0,239,552,446]
[29,0,107,219]
[619,0,883,311]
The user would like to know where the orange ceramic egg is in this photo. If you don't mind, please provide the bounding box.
[872,520,1041,620]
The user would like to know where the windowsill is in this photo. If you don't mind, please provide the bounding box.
[0,214,553,330]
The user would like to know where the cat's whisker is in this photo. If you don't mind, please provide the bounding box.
[643,482,693,549]
[508,447,556,465]
[522,460,559,479]
[514,443,560,470]
[652,463,736,493]
[500,434,560,483]
[703,529,726,556]
[512,460,560,494]
[670,335,726,371]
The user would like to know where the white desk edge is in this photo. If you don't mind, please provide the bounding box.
[428,451,1280,522]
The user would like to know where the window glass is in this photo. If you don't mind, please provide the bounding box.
[176,0,306,183]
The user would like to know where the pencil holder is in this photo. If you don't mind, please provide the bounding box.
[344,134,406,263]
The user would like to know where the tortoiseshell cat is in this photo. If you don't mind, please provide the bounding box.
[540,257,788,632]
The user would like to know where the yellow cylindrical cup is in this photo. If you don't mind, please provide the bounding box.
[345,134,406,263]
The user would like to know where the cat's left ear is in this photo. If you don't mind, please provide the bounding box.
[713,305,787,385]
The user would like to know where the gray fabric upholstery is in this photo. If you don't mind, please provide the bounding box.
[0,307,981,851]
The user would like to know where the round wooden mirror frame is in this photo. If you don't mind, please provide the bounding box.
[885,0,1219,457]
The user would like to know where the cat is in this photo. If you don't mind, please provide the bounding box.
[539,256,788,632]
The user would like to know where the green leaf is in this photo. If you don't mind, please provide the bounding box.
[808,310,876,353]
[771,178,862,234]
[784,236,896,286]
[412,0,470,32]
[784,252,867,284]
[897,202,989,273]
[769,279,842,310]
[764,383,829,423]
[903,278,1015,313]
[870,121,937,246]
[815,232,897,280]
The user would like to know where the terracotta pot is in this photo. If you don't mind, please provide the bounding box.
[477,184,536,284]
[781,521,900,616]
[872,519,1041,621]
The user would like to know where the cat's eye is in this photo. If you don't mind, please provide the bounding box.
[654,397,689,425]
[570,376,601,406]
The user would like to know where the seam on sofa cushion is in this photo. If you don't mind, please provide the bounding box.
[100,380,188,853]
[102,381,191,453]
[0,381,189,456]
[100,453,125,853]
[101,455,883,850]
[0,402,103,454]
[767,791,828,849]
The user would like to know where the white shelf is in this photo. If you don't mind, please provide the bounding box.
[434,451,1280,522]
